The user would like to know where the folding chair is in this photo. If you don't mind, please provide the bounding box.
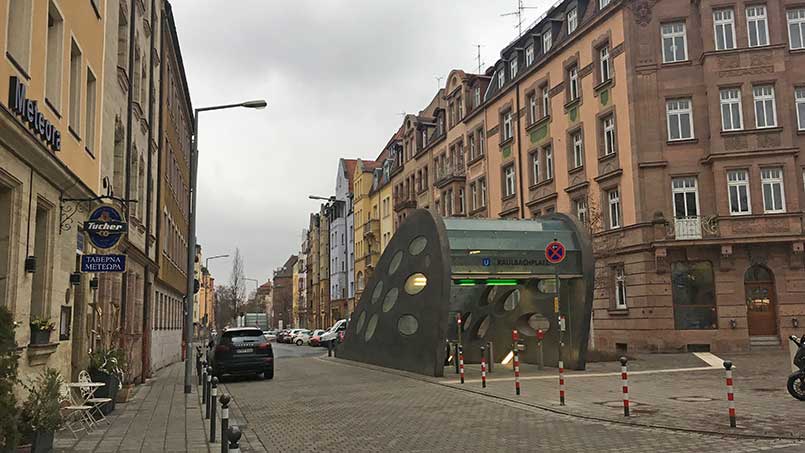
[59,384,93,438]
[78,370,112,426]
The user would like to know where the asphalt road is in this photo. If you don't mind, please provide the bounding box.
[215,348,804,452]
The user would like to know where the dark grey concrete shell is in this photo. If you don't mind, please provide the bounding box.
[338,209,594,377]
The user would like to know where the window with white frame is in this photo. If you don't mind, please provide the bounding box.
[531,152,540,184]
[567,8,578,33]
[569,65,579,101]
[713,9,735,51]
[474,86,481,108]
[746,5,769,47]
[468,134,476,160]
[614,266,627,309]
[666,98,694,140]
[543,29,552,52]
[478,128,485,155]
[753,85,777,128]
[542,85,550,117]
[575,198,588,224]
[458,188,465,214]
[600,0,611,9]
[797,88,805,130]
[529,94,538,123]
[788,8,805,50]
[727,169,751,215]
[761,167,785,213]
[504,166,516,197]
[510,58,518,78]
[571,130,584,168]
[600,46,611,82]
[526,45,534,66]
[672,177,699,219]
[661,22,688,63]
[498,70,504,89]
[502,111,513,141]
[720,88,743,131]
[470,182,478,211]
[603,115,616,156]
[608,188,621,229]
[480,178,487,206]
[545,145,553,180]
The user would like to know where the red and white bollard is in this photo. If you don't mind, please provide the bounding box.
[724,360,736,428]
[480,348,487,388]
[558,360,565,405]
[512,330,521,396]
[458,345,465,384]
[619,356,630,417]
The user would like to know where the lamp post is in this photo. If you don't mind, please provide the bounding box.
[184,99,267,394]
[309,195,349,325]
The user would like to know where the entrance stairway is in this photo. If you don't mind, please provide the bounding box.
[750,335,781,350]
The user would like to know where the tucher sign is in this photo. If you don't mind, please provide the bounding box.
[84,205,127,249]
[81,254,126,272]
[8,76,61,152]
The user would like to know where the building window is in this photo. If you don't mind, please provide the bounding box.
[727,169,751,215]
[458,188,465,214]
[666,98,694,141]
[672,177,699,221]
[421,129,428,147]
[607,188,621,229]
[567,8,578,34]
[477,128,485,155]
[498,70,504,89]
[599,46,611,82]
[614,266,627,309]
[531,152,540,185]
[7,0,33,73]
[474,86,481,108]
[480,178,487,207]
[661,22,688,63]
[470,182,478,211]
[85,69,97,153]
[746,5,769,47]
[545,145,553,180]
[719,88,743,131]
[526,45,534,66]
[529,93,538,123]
[600,0,610,9]
[788,8,805,50]
[602,115,616,156]
[502,111,513,141]
[503,165,516,198]
[760,167,785,213]
[575,198,587,224]
[753,85,777,128]
[672,261,717,330]
[797,88,805,131]
[468,134,476,160]
[46,1,64,109]
[571,130,584,168]
[543,29,552,52]
[541,85,550,117]
[68,40,82,133]
[510,58,518,78]
[568,65,579,101]
[713,8,736,51]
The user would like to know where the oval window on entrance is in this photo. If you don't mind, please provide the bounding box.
[371,281,384,304]
[404,273,427,295]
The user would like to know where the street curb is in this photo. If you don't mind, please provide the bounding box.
[318,356,805,442]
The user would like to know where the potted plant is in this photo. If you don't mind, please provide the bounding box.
[0,307,20,452]
[20,368,63,453]
[28,318,54,346]
[88,349,124,414]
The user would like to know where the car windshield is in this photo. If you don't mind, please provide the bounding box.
[222,330,263,344]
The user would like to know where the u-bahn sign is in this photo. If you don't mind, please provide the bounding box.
[84,205,127,249]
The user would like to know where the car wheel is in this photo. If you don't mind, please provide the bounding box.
[296,339,303,346]
[263,369,274,380]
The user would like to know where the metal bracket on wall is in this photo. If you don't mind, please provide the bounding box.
[59,190,138,234]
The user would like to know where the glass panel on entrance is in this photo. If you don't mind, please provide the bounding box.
[672,261,717,329]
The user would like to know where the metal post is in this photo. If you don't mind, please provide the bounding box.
[724,360,736,428]
[559,358,565,406]
[480,345,487,388]
[183,109,200,394]
[220,395,230,453]
[454,343,460,374]
[201,365,208,400]
[210,377,218,442]
[537,329,544,370]
[620,356,630,417]
[512,330,520,396]
[458,344,465,384]
[487,341,493,374]
[227,425,242,453]
[195,347,202,385]
[205,366,212,419]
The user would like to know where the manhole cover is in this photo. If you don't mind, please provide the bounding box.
[599,400,642,408]
[672,396,714,402]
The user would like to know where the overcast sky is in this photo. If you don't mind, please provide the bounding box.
[169,0,552,287]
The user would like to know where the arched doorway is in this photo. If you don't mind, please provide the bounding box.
[744,265,777,336]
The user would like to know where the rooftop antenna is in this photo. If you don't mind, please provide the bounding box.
[501,0,541,37]
[435,75,444,91]
[474,44,485,74]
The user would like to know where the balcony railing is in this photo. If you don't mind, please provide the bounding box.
[435,164,466,186]
[393,196,417,211]
[363,219,380,237]
[669,216,721,240]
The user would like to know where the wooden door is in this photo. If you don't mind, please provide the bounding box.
[745,283,777,336]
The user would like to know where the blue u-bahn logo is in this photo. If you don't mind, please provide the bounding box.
[481,257,492,267]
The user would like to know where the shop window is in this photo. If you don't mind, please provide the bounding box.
[672,261,717,329]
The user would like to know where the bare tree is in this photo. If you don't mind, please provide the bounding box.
[230,248,246,318]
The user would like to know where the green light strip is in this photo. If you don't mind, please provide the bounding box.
[486,279,519,286]
[455,279,477,286]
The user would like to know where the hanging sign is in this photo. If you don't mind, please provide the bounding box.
[81,254,126,272]
[84,205,127,249]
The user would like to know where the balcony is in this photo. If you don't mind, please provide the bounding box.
[394,196,416,212]
[668,216,718,240]
[363,219,380,238]
[435,164,466,188]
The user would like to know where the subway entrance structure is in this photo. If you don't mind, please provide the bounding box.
[337,209,594,377]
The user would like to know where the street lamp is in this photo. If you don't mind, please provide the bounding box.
[308,194,349,328]
[183,99,267,394]
[205,254,229,270]
[200,254,228,331]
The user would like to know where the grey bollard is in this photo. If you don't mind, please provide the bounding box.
[227,425,242,453]
[487,341,494,374]
[205,366,213,419]
[220,394,231,453]
[201,364,208,398]
[196,348,202,385]
[210,377,218,442]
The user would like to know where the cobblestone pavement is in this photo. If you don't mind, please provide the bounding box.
[221,350,804,452]
[434,350,805,440]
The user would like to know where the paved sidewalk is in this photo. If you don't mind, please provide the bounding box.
[431,349,805,439]
[54,361,266,452]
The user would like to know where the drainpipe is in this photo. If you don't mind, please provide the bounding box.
[515,83,525,217]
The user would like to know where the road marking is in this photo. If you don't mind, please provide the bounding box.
[693,352,727,369]
[444,366,721,385]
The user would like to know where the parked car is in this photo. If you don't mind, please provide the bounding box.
[292,329,313,346]
[263,330,277,342]
[320,319,348,345]
[309,333,324,347]
[209,327,273,380]
[276,329,292,343]
[307,329,326,345]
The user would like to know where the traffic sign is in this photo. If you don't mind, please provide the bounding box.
[545,240,566,264]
